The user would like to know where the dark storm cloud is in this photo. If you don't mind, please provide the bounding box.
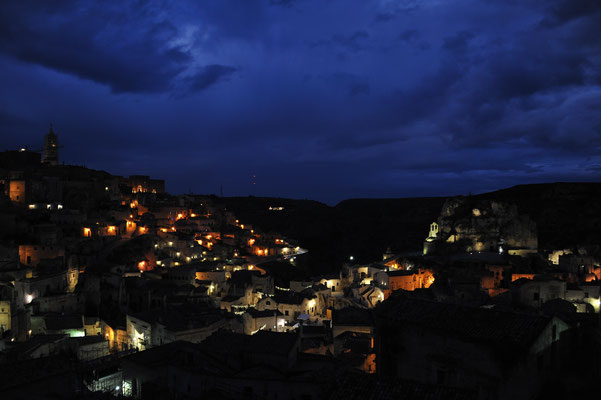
[183,65,238,94]
[373,0,421,21]
[0,1,181,93]
[435,3,601,155]
[543,0,601,25]
[332,31,370,52]
[312,30,371,57]
[348,82,371,97]
[269,0,298,7]
[192,0,267,40]
[398,29,419,42]
[587,165,601,173]
[442,30,475,51]
[0,0,236,94]
[322,73,371,98]
[376,62,465,130]
[374,13,396,23]
[0,0,600,202]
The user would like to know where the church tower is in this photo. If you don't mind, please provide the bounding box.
[42,125,59,165]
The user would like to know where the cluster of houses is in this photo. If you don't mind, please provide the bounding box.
[0,131,600,399]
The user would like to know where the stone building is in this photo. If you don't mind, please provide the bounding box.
[126,305,229,351]
[123,175,165,194]
[18,245,65,267]
[511,277,567,309]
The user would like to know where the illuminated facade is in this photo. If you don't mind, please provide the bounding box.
[0,300,11,333]
[123,175,165,194]
[19,244,65,267]
[8,180,26,203]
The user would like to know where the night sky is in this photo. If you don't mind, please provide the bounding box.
[1,0,600,204]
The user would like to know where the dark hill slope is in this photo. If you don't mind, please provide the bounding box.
[222,183,601,274]
[222,196,445,273]
[333,197,446,258]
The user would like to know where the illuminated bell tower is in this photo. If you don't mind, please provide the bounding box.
[42,125,59,165]
[423,222,439,255]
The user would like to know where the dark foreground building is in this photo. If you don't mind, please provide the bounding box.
[375,294,574,400]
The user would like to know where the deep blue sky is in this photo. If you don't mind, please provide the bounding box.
[1,0,600,204]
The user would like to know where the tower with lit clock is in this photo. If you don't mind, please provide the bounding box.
[42,125,59,165]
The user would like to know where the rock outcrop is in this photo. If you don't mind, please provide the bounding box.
[435,197,537,253]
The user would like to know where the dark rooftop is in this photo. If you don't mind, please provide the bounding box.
[44,315,83,331]
[124,340,198,367]
[70,335,108,346]
[246,308,283,318]
[377,295,552,350]
[130,305,225,332]
[274,290,310,305]
[202,330,298,357]
[330,371,477,400]
[332,307,373,327]
[387,270,418,277]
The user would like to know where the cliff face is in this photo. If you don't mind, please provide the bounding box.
[437,197,537,252]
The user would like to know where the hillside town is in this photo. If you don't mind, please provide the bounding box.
[0,129,600,399]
